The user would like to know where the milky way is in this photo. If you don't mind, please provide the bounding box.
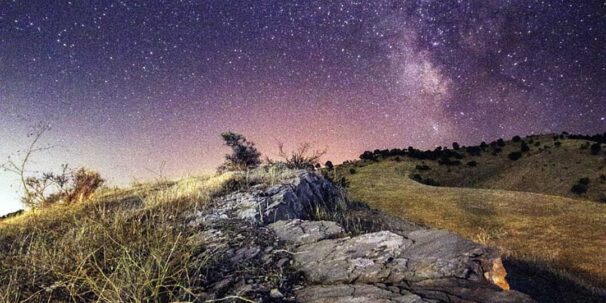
[0,1,605,213]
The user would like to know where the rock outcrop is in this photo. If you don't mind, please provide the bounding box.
[188,170,535,302]
[190,171,347,226]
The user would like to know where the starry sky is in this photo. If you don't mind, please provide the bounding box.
[1,0,605,214]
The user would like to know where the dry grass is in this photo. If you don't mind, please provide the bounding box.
[413,136,606,202]
[0,173,234,302]
[344,160,606,292]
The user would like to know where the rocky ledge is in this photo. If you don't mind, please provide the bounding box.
[188,171,535,302]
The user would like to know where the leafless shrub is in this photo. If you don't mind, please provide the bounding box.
[19,165,105,207]
[2,124,54,208]
[278,142,326,170]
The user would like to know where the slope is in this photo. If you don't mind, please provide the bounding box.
[343,160,606,292]
[391,134,606,202]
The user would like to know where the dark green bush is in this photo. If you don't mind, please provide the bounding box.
[415,164,431,171]
[508,152,522,161]
[590,143,601,155]
[579,177,590,185]
[571,183,588,195]
[421,178,440,186]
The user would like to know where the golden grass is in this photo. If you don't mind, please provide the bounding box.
[0,172,234,302]
[415,136,606,202]
[344,160,606,291]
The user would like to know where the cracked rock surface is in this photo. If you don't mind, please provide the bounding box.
[190,170,347,226]
[295,284,429,303]
[187,171,535,302]
[268,219,344,245]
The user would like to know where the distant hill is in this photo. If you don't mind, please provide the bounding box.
[357,133,606,203]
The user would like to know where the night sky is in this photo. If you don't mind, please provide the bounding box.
[1,1,605,213]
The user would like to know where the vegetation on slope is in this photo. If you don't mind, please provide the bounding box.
[358,133,606,203]
[339,159,606,293]
[0,173,235,302]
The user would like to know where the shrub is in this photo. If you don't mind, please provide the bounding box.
[599,193,606,203]
[218,132,261,172]
[554,141,561,147]
[579,177,590,185]
[438,157,461,166]
[412,174,422,182]
[497,139,506,147]
[512,135,521,142]
[452,142,460,150]
[467,161,478,167]
[360,151,375,161]
[571,183,588,195]
[64,168,105,204]
[580,142,589,150]
[480,142,488,150]
[19,165,104,207]
[324,161,334,170]
[466,146,482,156]
[338,176,350,188]
[508,152,522,161]
[415,163,431,171]
[421,178,440,186]
[349,167,357,174]
[278,142,326,170]
[521,141,530,152]
[590,143,602,155]
[491,146,503,156]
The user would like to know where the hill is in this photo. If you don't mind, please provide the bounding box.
[0,168,538,302]
[357,133,606,203]
[337,150,606,297]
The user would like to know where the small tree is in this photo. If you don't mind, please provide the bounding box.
[324,160,334,170]
[218,132,261,172]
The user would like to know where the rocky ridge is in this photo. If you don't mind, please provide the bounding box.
[188,170,535,302]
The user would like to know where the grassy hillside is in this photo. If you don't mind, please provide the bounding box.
[0,173,234,302]
[365,134,606,202]
[341,160,606,292]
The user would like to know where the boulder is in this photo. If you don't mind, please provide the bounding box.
[268,219,344,244]
[190,171,347,226]
[292,227,534,303]
[296,284,429,303]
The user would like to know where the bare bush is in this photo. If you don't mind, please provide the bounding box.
[277,142,326,170]
[2,124,53,208]
[20,165,105,207]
